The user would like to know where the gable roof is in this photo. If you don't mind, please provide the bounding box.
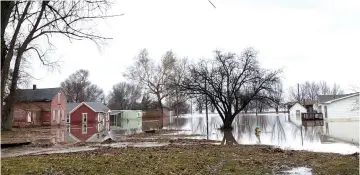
[69,102,110,114]
[324,92,359,104]
[16,87,62,102]
[317,94,352,104]
[289,102,307,111]
[67,103,80,115]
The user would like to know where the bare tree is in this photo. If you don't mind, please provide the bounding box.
[180,48,281,130]
[125,49,176,117]
[267,82,283,113]
[1,0,120,130]
[330,83,344,96]
[60,69,104,103]
[304,81,320,100]
[319,81,330,95]
[140,93,153,111]
[288,84,306,102]
[195,95,205,113]
[167,57,191,116]
[107,82,142,110]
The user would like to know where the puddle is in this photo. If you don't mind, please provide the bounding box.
[281,167,312,175]
[101,142,168,148]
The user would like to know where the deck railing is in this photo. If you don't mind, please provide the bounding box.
[301,113,324,120]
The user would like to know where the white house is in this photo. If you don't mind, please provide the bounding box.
[288,102,308,126]
[320,93,359,120]
[313,94,350,114]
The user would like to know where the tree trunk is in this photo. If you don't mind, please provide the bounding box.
[156,93,163,127]
[3,49,23,130]
[221,130,237,145]
[1,1,15,71]
[221,112,234,130]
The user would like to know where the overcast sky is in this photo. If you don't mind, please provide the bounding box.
[29,0,360,97]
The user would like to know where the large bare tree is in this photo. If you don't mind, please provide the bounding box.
[60,69,104,103]
[124,49,176,117]
[1,0,120,130]
[107,82,142,110]
[180,48,281,130]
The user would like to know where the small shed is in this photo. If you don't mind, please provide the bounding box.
[289,102,307,126]
[110,110,142,124]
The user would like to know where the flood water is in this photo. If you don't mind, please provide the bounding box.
[2,113,359,156]
[63,113,360,154]
[171,113,359,154]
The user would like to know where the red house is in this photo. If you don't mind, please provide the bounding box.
[13,85,67,127]
[68,102,110,126]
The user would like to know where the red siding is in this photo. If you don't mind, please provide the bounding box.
[13,89,67,127]
[70,104,98,126]
[50,90,67,126]
[13,102,50,127]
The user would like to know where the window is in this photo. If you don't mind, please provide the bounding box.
[106,113,109,121]
[27,112,31,122]
[58,93,61,104]
[82,113,87,124]
[98,113,101,122]
[52,110,56,121]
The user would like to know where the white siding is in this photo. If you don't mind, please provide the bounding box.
[326,95,359,119]
[289,103,307,126]
[120,110,143,119]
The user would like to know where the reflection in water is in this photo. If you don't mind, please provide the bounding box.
[174,114,359,154]
[60,112,359,154]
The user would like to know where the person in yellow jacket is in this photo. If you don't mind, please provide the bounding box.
[255,126,261,143]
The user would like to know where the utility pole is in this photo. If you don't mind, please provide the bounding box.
[297,83,300,103]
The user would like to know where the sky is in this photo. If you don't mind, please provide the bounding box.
[29,0,360,98]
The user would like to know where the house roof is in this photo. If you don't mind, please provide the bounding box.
[289,102,307,111]
[67,103,80,115]
[16,87,62,102]
[317,94,352,104]
[324,92,359,104]
[69,102,110,114]
[285,100,315,109]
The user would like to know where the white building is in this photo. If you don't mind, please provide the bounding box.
[288,102,308,126]
[315,93,359,120]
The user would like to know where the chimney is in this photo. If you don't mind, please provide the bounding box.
[33,84,36,90]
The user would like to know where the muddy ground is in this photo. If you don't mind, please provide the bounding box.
[2,144,359,175]
[1,128,359,174]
